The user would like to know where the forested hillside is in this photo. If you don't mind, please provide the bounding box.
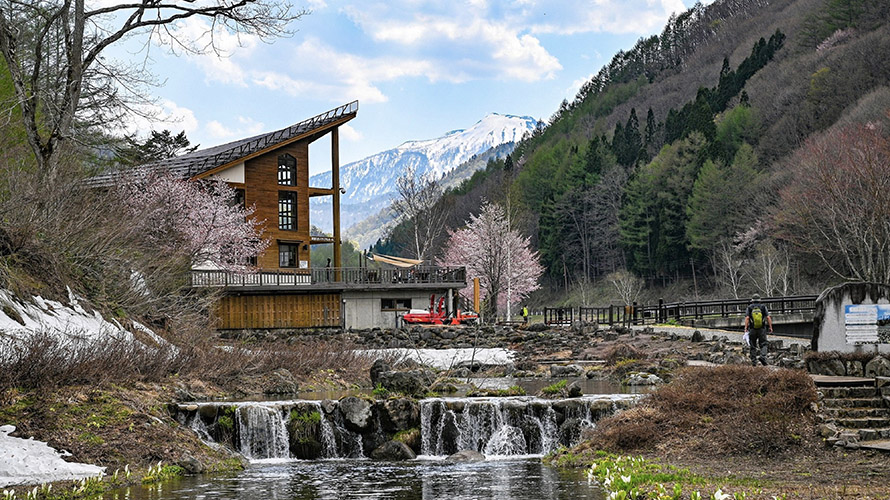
[378,0,890,301]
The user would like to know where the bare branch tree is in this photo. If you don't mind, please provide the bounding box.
[391,163,448,261]
[0,0,307,175]
[711,240,744,298]
[607,269,644,306]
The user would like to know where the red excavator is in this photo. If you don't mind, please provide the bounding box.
[401,294,478,325]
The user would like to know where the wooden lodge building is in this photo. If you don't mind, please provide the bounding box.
[90,102,467,330]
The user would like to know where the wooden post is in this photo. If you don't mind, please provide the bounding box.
[332,126,342,280]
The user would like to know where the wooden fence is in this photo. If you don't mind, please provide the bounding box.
[545,295,817,327]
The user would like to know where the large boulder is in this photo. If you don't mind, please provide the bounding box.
[339,396,373,432]
[446,450,485,463]
[624,372,664,386]
[263,368,300,394]
[550,364,584,377]
[370,359,392,387]
[807,358,846,376]
[866,356,890,378]
[370,440,416,460]
[379,398,420,433]
[287,406,324,459]
[377,370,428,396]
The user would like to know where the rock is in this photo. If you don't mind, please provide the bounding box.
[526,323,549,332]
[817,423,838,438]
[370,359,391,387]
[691,331,704,342]
[437,329,460,340]
[866,356,890,378]
[378,370,428,396]
[603,332,619,341]
[446,450,485,463]
[846,360,864,377]
[287,408,324,459]
[550,364,584,377]
[624,372,663,386]
[379,398,420,433]
[321,399,337,414]
[339,396,373,431]
[197,405,218,422]
[808,358,846,376]
[176,455,205,474]
[567,381,583,398]
[264,368,299,394]
[370,440,416,460]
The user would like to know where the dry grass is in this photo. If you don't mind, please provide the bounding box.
[0,331,370,400]
[589,365,818,457]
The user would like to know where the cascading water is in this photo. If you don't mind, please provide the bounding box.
[174,395,638,461]
[419,398,574,457]
[237,405,290,460]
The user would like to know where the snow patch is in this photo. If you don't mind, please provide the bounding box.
[0,425,105,487]
[357,348,515,370]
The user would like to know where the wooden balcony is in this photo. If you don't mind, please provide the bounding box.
[190,266,467,292]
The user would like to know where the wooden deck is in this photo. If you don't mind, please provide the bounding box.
[190,266,467,292]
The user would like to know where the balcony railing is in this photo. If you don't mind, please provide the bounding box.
[190,266,467,289]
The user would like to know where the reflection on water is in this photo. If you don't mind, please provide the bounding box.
[103,459,604,500]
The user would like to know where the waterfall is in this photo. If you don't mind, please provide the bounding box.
[237,405,290,460]
[175,394,637,461]
[419,397,623,458]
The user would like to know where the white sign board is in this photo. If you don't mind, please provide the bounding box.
[844,304,890,344]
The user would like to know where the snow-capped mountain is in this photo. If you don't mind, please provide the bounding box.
[310,113,538,232]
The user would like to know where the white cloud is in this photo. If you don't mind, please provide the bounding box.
[339,124,363,142]
[566,73,595,99]
[155,17,261,86]
[205,116,266,140]
[116,99,198,139]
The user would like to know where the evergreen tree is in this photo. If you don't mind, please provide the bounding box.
[623,108,643,166]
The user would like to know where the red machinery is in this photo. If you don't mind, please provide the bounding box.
[401,295,478,325]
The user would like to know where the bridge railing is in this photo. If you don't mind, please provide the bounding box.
[190,266,467,289]
[556,295,818,327]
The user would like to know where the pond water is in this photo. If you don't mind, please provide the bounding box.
[101,458,604,500]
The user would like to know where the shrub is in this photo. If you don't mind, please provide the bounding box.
[604,343,646,365]
[588,365,818,456]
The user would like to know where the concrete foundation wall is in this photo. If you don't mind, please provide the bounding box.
[813,282,890,353]
[343,289,452,330]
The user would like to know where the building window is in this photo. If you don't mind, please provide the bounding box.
[382,298,412,311]
[279,243,297,268]
[279,191,296,230]
[278,154,296,186]
[232,188,245,208]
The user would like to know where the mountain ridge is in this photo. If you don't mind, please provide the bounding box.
[310,112,538,232]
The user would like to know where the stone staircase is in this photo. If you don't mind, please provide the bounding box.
[814,376,890,451]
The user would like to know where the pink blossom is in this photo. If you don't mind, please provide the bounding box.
[116,172,269,272]
[437,202,543,316]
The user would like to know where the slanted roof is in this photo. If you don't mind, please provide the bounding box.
[86,101,358,187]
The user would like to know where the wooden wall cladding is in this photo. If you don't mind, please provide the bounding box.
[215,293,341,329]
[243,140,312,270]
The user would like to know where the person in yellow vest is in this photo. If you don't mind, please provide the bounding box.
[744,294,773,366]
[521,305,529,325]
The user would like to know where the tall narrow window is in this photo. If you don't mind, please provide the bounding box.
[279,191,296,230]
[278,153,296,186]
[279,243,297,268]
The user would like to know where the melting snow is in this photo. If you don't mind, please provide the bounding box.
[357,347,515,370]
[0,425,105,487]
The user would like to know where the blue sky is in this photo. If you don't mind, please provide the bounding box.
[120,0,705,175]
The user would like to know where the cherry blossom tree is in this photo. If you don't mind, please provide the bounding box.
[438,202,543,320]
[117,173,269,271]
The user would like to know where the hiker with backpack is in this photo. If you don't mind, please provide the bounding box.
[745,294,773,366]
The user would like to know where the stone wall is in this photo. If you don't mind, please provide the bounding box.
[813,282,890,353]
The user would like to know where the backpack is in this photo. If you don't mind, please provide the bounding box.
[751,306,764,329]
